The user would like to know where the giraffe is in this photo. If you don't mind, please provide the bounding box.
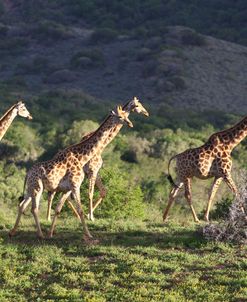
[46,97,149,222]
[46,133,106,222]
[9,105,134,242]
[163,115,247,222]
[0,101,32,141]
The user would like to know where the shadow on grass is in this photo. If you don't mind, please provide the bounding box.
[0,222,207,254]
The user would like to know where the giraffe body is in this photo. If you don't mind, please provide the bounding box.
[163,116,247,222]
[10,106,134,242]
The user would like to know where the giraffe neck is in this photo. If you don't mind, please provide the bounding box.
[69,111,129,163]
[218,116,247,152]
[0,104,18,141]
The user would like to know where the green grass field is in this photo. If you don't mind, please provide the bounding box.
[0,213,246,302]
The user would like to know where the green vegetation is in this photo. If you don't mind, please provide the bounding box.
[67,0,247,45]
[0,219,246,302]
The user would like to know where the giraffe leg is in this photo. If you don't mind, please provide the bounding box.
[72,188,95,242]
[31,187,44,239]
[88,173,96,221]
[92,174,107,212]
[224,175,245,214]
[163,184,182,221]
[48,191,71,238]
[9,196,32,237]
[184,178,199,223]
[67,198,81,220]
[204,177,223,222]
[47,191,56,221]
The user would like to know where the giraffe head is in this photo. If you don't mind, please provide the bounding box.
[130,97,149,116]
[15,101,33,120]
[112,106,133,128]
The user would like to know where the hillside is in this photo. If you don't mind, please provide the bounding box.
[0,0,246,115]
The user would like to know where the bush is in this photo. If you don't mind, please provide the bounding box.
[70,48,105,69]
[0,37,29,55]
[2,121,44,161]
[32,20,72,42]
[82,167,146,220]
[209,196,233,220]
[60,120,99,147]
[90,28,118,44]
[181,30,206,46]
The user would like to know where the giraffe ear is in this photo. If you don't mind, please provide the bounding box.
[111,110,117,116]
[116,105,123,115]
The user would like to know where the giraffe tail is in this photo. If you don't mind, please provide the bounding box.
[167,155,179,189]
[19,173,28,203]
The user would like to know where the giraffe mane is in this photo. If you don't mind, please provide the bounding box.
[0,102,19,123]
[208,115,247,141]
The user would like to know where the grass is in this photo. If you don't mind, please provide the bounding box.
[0,214,246,302]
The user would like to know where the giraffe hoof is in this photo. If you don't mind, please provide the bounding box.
[87,214,95,221]
[83,234,99,245]
[47,232,53,239]
[8,230,15,237]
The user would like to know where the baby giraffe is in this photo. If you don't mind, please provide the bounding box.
[163,114,247,222]
[9,106,134,242]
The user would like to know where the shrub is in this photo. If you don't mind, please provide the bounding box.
[32,20,72,42]
[0,23,7,37]
[181,30,206,46]
[209,196,233,220]
[2,121,44,161]
[70,48,105,69]
[90,28,118,44]
[82,167,146,220]
[60,120,99,147]
[0,37,29,55]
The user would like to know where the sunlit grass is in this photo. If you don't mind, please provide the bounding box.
[0,215,246,302]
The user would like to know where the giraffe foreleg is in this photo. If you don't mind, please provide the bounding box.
[67,198,81,220]
[48,191,71,238]
[9,196,32,237]
[224,175,245,214]
[163,184,182,222]
[204,177,223,221]
[72,188,95,242]
[88,173,97,221]
[184,178,199,223]
[92,174,107,212]
[31,187,44,239]
[47,191,56,221]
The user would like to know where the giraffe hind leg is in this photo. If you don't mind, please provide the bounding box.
[9,196,32,237]
[184,178,199,223]
[163,184,182,222]
[31,188,44,239]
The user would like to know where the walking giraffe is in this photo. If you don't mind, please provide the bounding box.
[0,101,32,140]
[163,115,247,222]
[9,105,134,242]
[46,97,149,222]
